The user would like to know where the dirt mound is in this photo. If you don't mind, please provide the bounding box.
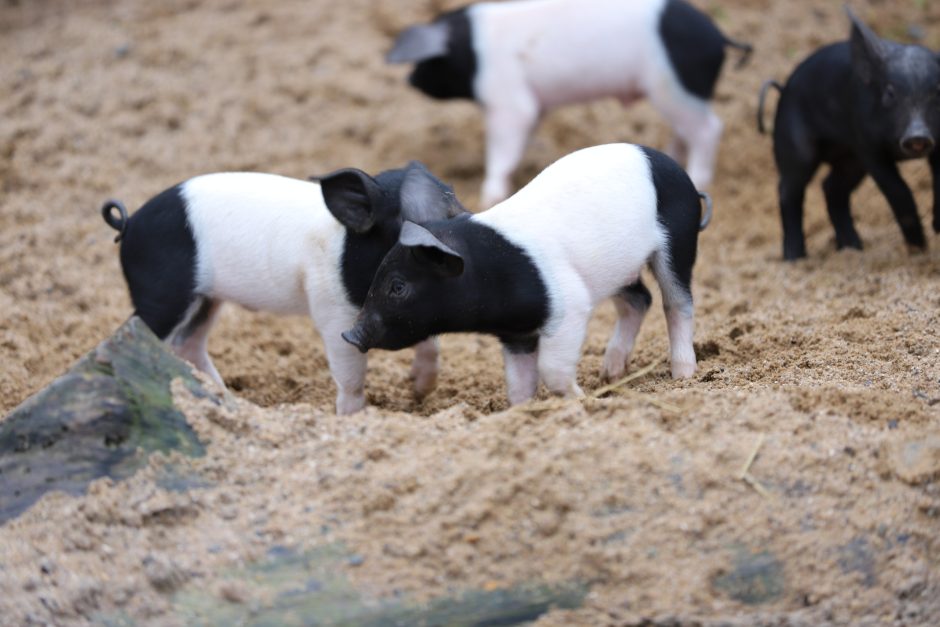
[1,0,939,624]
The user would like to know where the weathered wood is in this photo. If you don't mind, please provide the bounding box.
[0,317,213,523]
[169,544,588,626]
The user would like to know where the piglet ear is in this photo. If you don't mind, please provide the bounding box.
[386,22,449,64]
[399,221,464,278]
[316,168,383,234]
[846,5,887,84]
[399,161,467,223]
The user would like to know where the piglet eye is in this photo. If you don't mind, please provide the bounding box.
[388,278,407,298]
[882,85,896,107]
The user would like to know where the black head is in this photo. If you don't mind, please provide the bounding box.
[847,6,940,159]
[315,162,467,306]
[342,221,465,353]
[386,9,477,101]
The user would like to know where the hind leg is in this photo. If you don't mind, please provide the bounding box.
[602,280,653,381]
[649,252,696,379]
[822,159,866,251]
[777,161,819,260]
[665,134,689,167]
[648,89,722,190]
[929,148,940,235]
[773,106,821,260]
[167,297,225,388]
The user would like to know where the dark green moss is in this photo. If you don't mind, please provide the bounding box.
[0,318,212,523]
[172,543,588,626]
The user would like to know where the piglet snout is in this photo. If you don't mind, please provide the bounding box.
[901,135,934,157]
[341,327,370,353]
[900,117,934,157]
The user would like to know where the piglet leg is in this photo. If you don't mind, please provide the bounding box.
[865,156,927,252]
[650,253,696,379]
[169,297,225,389]
[649,88,722,190]
[665,306,696,379]
[409,337,439,400]
[821,159,866,251]
[325,336,367,415]
[602,281,652,381]
[502,344,539,405]
[537,307,588,399]
[480,94,538,209]
[930,148,940,234]
[316,315,367,414]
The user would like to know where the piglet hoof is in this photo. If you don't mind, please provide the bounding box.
[601,348,630,382]
[835,234,863,251]
[566,383,586,399]
[336,392,366,416]
[671,362,696,380]
[905,242,928,255]
[508,390,536,406]
[411,369,438,401]
[782,239,807,262]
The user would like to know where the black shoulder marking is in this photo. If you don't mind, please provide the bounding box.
[446,218,550,338]
[117,184,198,339]
[408,7,478,101]
[658,0,727,101]
[340,227,400,308]
[638,146,701,291]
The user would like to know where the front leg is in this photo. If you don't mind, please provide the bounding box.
[312,306,367,415]
[501,340,539,406]
[480,94,539,209]
[536,310,589,399]
[930,149,940,234]
[409,337,439,400]
[323,332,367,415]
[865,155,927,251]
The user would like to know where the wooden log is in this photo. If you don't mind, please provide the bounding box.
[170,544,588,626]
[0,317,213,523]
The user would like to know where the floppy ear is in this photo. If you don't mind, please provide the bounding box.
[386,22,450,64]
[399,161,467,223]
[846,5,887,84]
[315,168,383,234]
[400,221,464,278]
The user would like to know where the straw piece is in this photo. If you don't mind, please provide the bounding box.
[738,434,765,480]
[590,358,664,399]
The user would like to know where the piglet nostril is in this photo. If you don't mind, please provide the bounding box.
[901,136,934,155]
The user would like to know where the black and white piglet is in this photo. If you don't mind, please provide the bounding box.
[387,0,750,208]
[102,163,466,414]
[342,144,711,404]
[758,7,940,260]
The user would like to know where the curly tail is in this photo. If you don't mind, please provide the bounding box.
[698,191,713,231]
[757,79,783,135]
[724,36,753,69]
[101,199,128,243]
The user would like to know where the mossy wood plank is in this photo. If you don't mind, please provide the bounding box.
[0,317,211,523]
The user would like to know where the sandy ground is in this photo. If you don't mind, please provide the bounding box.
[1,0,940,624]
